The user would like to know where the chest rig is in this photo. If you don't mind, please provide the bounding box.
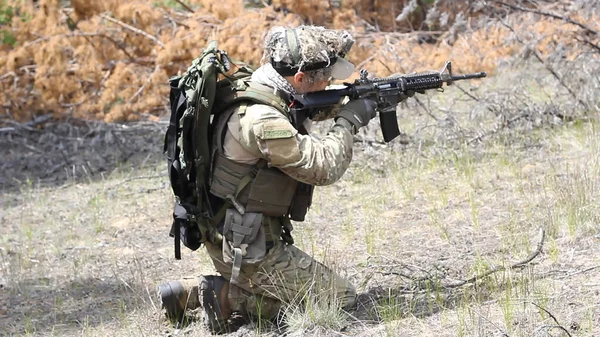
[209,82,314,231]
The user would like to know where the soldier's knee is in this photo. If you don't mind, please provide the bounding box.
[228,283,282,319]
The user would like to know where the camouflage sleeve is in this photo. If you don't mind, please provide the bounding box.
[237,104,354,186]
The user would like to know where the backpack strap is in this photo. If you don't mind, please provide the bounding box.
[231,82,291,119]
[165,76,193,260]
[166,41,233,260]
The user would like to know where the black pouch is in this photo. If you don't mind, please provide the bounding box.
[169,203,202,259]
[288,182,314,221]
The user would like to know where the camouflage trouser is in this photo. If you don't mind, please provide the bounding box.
[204,238,356,319]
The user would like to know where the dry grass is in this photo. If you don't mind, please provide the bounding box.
[2,1,600,335]
[2,59,600,336]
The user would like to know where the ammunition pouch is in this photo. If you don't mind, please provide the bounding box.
[210,152,254,204]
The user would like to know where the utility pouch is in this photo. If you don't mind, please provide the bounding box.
[246,169,297,216]
[288,182,314,221]
[169,202,203,259]
[222,209,265,284]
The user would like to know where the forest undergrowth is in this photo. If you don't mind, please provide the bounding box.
[0,0,598,124]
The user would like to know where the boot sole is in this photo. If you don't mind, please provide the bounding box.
[158,281,185,321]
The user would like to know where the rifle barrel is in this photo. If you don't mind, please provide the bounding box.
[451,72,487,81]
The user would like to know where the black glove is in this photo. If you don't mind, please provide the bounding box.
[335,98,377,133]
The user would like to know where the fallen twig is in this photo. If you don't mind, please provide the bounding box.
[557,265,600,279]
[471,308,511,337]
[531,302,573,337]
[442,227,545,288]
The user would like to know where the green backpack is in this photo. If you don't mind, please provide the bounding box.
[164,41,286,259]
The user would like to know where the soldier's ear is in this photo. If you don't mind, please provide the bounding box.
[293,72,305,85]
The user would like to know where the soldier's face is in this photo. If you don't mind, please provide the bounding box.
[303,78,330,93]
[291,72,331,93]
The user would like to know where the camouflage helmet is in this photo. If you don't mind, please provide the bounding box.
[262,25,355,80]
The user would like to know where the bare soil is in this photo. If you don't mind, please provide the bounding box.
[0,117,167,192]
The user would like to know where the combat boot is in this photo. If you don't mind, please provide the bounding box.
[199,275,232,333]
[157,277,201,322]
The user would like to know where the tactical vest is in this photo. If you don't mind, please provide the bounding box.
[209,82,314,236]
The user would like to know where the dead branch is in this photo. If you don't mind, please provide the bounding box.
[174,0,195,13]
[468,112,528,144]
[2,114,53,132]
[100,14,166,48]
[26,32,138,60]
[497,17,588,109]
[414,95,439,121]
[355,54,377,71]
[453,83,481,102]
[574,36,600,54]
[354,31,445,40]
[531,302,573,337]
[442,227,545,288]
[490,0,598,36]
[128,65,160,103]
[0,71,16,81]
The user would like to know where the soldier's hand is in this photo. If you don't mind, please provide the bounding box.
[335,98,377,133]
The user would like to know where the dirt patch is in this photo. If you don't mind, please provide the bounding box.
[0,117,167,192]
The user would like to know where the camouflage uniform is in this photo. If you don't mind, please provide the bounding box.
[208,99,356,318]
[159,26,363,326]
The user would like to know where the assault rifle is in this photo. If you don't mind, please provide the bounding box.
[291,61,487,142]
